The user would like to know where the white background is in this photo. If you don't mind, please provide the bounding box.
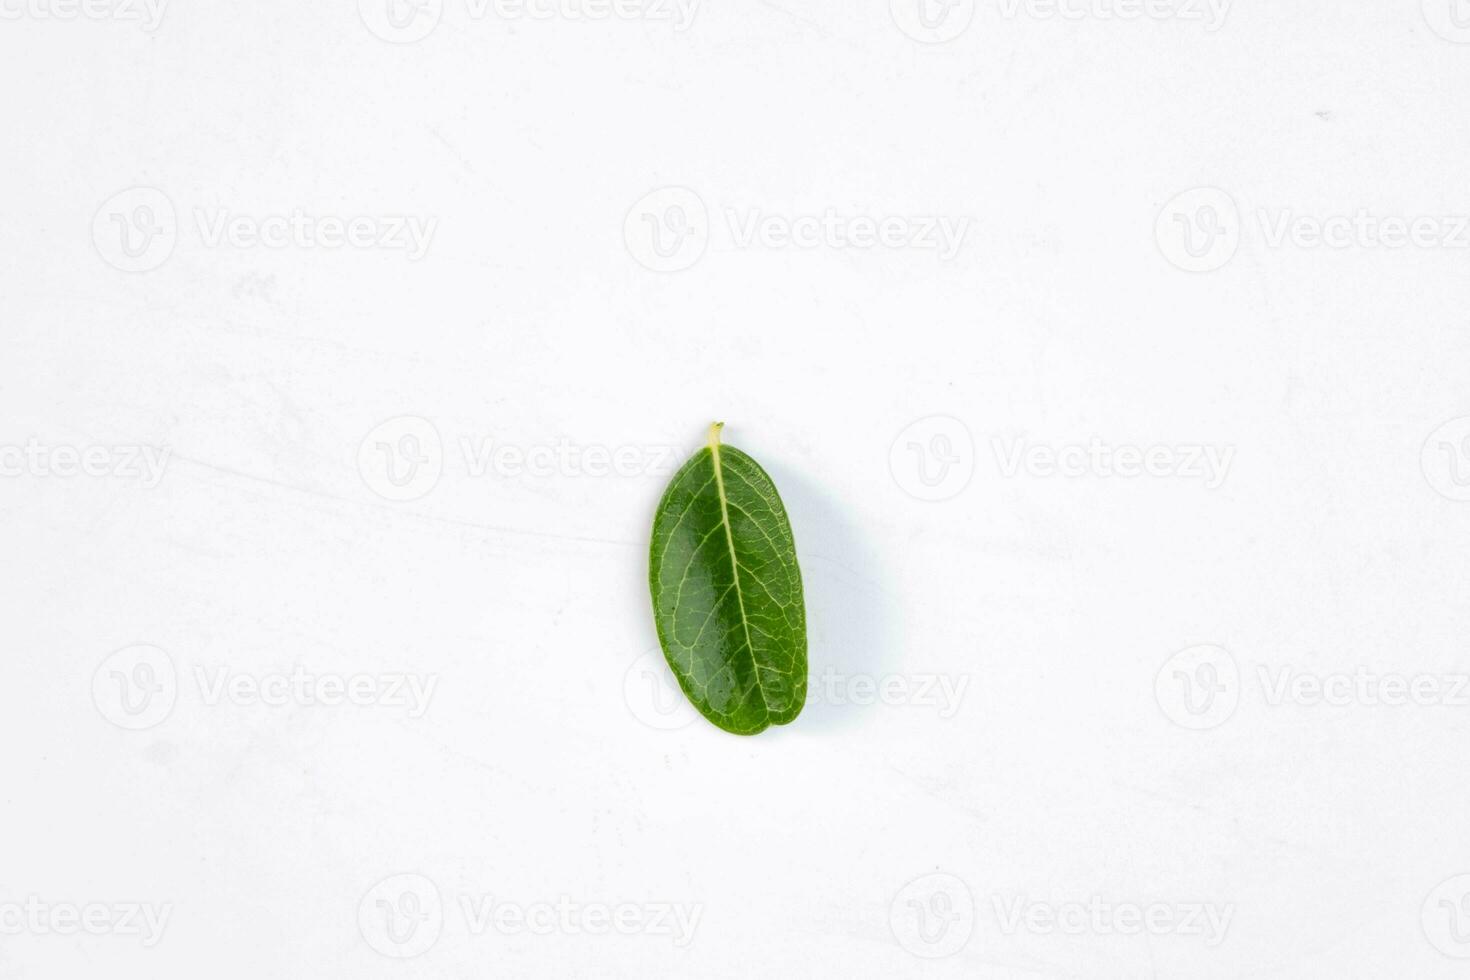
[3,0,1470,976]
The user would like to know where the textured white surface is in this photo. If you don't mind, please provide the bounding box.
[3,1,1470,976]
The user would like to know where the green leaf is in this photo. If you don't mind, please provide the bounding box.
[648,423,808,735]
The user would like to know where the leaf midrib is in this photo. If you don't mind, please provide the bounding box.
[708,425,774,720]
